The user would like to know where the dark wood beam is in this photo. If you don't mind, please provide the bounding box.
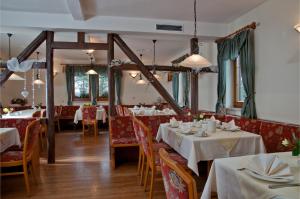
[107,33,116,116]
[46,31,55,164]
[191,72,198,114]
[113,34,184,115]
[0,31,47,86]
[51,41,108,50]
[171,54,189,65]
[112,64,191,72]
[0,62,46,69]
[77,32,85,43]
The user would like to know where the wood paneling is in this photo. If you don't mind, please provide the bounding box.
[107,33,116,116]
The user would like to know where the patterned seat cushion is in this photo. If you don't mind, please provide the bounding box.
[155,152,187,166]
[1,151,23,162]
[240,118,261,134]
[111,137,138,145]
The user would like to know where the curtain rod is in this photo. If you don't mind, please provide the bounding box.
[215,22,257,43]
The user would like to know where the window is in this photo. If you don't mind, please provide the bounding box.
[73,73,90,101]
[233,57,246,108]
[72,66,108,101]
[98,70,108,100]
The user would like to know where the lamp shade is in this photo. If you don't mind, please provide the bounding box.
[295,24,300,32]
[34,79,44,85]
[129,71,139,78]
[8,73,25,80]
[136,74,146,84]
[180,54,212,68]
[86,69,98,75]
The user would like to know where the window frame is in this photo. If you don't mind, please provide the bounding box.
[72,73,91,101]
[97,76,108,101]
[232,59,244,108]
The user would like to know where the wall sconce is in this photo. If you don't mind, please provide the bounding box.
[129,71,139,78]
[294,24,300,32]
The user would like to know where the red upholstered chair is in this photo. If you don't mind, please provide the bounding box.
[41,107,61,132]
[159,148,198,199]
[82,106,98,136]
[259,121,284,153]
[123,107,131,116]
[116,105,124,116]
[133,116,187,199]
[0,120,41,196]
[240,117,261,134]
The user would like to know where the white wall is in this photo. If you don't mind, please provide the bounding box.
[229,0,300,124]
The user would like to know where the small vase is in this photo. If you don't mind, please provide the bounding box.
[292,148,300,156]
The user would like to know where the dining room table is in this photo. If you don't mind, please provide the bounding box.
[0,128,21,153]
[73,107,107,124]
[156,122,266,175]
[201,152,300,199]
[128,107,176,116]
[1,109,36,119]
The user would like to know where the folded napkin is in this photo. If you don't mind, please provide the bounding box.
[246,154,294,180]
[151,105,156,110]
[221,120,240,131]
[133,105,139,109]
[210,116,221,125]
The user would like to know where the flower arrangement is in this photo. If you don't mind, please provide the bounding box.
[3,107,14,114]
[194,113,205,121]
[282,133,300,156]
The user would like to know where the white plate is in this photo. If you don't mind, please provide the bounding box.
[244,169,294,183]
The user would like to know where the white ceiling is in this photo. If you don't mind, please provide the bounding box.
[0,0,267,23]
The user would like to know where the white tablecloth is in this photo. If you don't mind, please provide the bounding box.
[129,108,176,116]
[156,123,266,175]
[73,108,107,124]
[2,109,36,119]
[0,128,21,153]
[201,152,300,199]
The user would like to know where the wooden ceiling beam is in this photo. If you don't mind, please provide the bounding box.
[113,64,191,72]
[51,41,108,50]
[0,62,46,69]
[113,34,184,115]
[0,31,47,86]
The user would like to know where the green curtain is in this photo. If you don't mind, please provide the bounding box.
[215,30,257,118]
[182,72,190,107]
[90,74,98,105]
[172,72,179,103]
[115,70,122,105]
[97,67,108,100]
[240,31,257,118]
[65,66,74,105]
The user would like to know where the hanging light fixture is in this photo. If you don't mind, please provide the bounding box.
[179,0,211,68]
[295,24,300,32]
[129,71,139,78]
[152,40,160,79]
[5,33,25,81]
[136,54,146,84]
[86,57,98,75]
[33,52,45,85]
[136,73,146,85]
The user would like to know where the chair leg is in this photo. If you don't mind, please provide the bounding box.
[143,164,149,191]
[23,163,30,196]
[57,120,61,133]
[149,169,155,199]
[139,153,145,185]
[137,147,142,175]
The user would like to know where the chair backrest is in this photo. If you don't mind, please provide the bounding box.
[132,116,155,166]
[131,116,141,143]
[159,148,197,199]
[23,120,41,160]
[32,111,41,118]
[123,107,131,116]
[82,106,97,121]
[55,105,63,116]
[115,105,124,116]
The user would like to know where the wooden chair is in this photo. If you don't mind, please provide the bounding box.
[41,106,62,132]
[115,105,124,116]
[159,148,198,199]
[82,106,98,136]
[132,116,187,199]
[0,120,41,196]
[123,107,131,116]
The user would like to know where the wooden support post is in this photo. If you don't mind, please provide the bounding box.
[191,72,198,114]
[77,32,85,43]
[107,33,116,116]
[113,34,184,115]
[46,31,55,164]
[0,31,47,86]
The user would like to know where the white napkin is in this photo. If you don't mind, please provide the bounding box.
[151,105,156,110]
[169,117,179,127]
[221,120,240,131]
[133,105,139,109]
[210,116,221,125]
[246,154,294,180]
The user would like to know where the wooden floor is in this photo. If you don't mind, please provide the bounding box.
[1,131,206,199]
